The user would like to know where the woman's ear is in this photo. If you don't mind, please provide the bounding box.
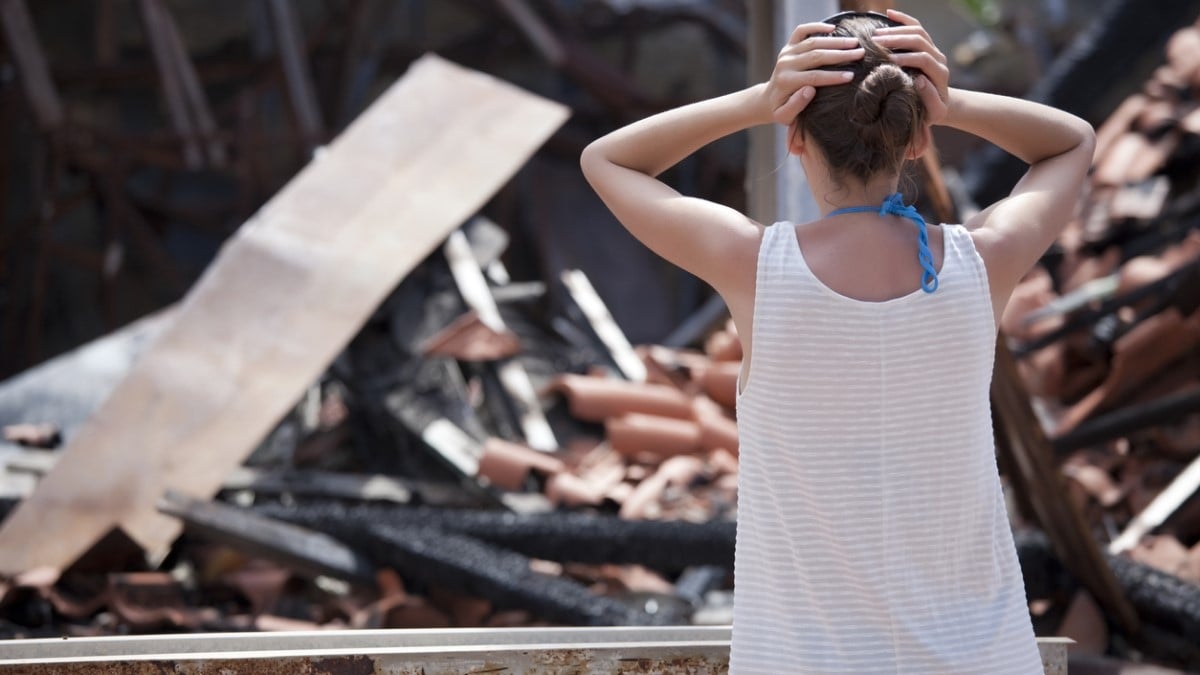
[787,120,806,157]
[906,124,932,160]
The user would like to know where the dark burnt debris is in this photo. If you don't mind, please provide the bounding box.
[0,1,1199,674]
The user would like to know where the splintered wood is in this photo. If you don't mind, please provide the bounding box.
[0,54,568,574]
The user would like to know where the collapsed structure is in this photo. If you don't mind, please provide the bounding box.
[0,1,1198,673]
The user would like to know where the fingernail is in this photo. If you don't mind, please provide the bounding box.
[802,86,814,98]
[841,71,854,80]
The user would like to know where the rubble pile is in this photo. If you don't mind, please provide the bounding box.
[997,14,1200,668]
[0,2,1198,674]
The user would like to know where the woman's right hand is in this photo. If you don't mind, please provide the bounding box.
[761,22,864,126]
[872,9,950,125]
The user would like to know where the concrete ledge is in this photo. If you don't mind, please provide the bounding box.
[0,626,1071,673]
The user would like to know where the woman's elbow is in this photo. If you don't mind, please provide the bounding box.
[579,140,608,179]
[1071,116,1096,154]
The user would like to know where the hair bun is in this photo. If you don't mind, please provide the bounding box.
[849,64,913,128]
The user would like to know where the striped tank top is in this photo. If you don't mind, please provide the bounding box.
[730,220,1043,674]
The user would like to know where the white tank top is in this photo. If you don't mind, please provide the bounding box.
[730,221,1044,674]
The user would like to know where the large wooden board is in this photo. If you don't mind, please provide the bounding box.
[0,54,569,574]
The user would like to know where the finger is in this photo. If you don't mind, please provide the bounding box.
[872,23,936,49]
[769,70,855,108]
[788,22,835,45]
[885,8,923,28]
[781,46,865,70]
[776,69,856,90]
[889,52,949,82]
[913,74,945,112]
[872,34,946,63]
[781,36,860,55]
[773,86,815,125]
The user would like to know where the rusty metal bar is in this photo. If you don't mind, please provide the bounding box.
[0,627,1072,673]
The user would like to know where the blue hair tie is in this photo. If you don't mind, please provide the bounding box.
[827,192,939,293]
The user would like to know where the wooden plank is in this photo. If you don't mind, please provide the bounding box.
[155,0,226,166]
[0,0,64,130]
[0,54,568,575]
[264,0,325,151]
[443,230,557,451]
[561,269,646,382]
[496,0,566,66]
[138,0,203,168]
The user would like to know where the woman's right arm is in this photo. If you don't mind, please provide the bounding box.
[874,10,1095,317]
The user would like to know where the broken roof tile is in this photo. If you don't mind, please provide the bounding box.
[477,437,565,491]
[549,374,694,423]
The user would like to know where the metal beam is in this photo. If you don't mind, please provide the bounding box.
[0,627,1072,673]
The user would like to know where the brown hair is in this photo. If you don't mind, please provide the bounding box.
[796,15,926,185]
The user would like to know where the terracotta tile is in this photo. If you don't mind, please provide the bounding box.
[107,572,195,630]
[254,614,329,631]
[380,596,453,629]
[419,310,521,362]
[376,568,406,598]
[1183,542,1200,584]
[607,413,703,460]
[1117,255,1175,294]
[1134,99,1179,135]
[528,558,564,576]
[605,481,635,505]
[704,321,743,362]
[619,455,705,520]
[693,396,739,455]
[1109,176,1171,221]
[429,585,492,627]
[1,423,60,448]
[1077,189,1115,245]
[1093,131,1177,186]
[1121,457,1188,517]
[1149,407,1200,458]
[549,374,694,422]
[999,266,1057,339]
[485,609,533,627]
[1056,589,1108,655]
[715,473,739,492]
[477,437,565,491]
[1150,63,1190,96]
[706,447,739,476]
[1062,463,1122,507]
[701,361,740,410]
[1060,245,1120,293]
[1056,309,1200,432]
[218,560,292,615]
[1167,27,1200,86]
[1128,534,1191,577]
[545,472,605,506]
[637,345,689,389]
[1093,95,1147,166]
[1180,104,1200,133]
[607,564,674,595]
[625,464,651,482]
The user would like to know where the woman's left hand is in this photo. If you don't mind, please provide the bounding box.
[761,23,865,125]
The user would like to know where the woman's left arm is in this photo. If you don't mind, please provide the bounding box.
[579,25,860,297]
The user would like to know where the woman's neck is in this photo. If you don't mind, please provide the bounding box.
[799,160,901,216]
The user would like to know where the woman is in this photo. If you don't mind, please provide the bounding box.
[580,8,1093,674]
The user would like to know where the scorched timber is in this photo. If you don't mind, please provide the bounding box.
[255,502,735,571]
